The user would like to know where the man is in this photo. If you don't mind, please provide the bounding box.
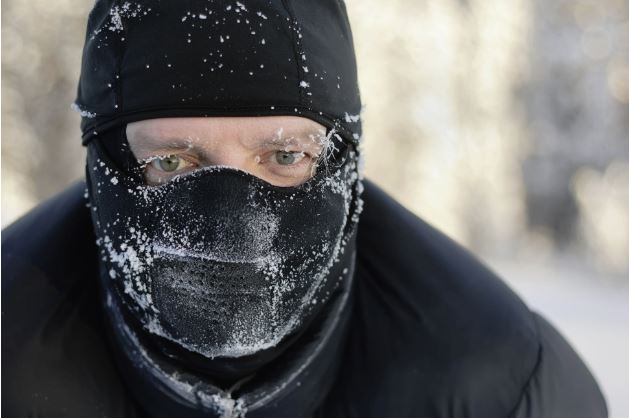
[2,1,607,417]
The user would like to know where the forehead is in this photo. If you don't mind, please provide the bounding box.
[126,116,327,142]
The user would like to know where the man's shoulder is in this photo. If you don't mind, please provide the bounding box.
[349,179,540,415]
[345,179,606,417]
[356,178,538,349]
[2,181,94,278]
[2,180,98,310]
[1,182,137,418]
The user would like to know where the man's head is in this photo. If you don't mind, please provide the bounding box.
[76,0,363,412]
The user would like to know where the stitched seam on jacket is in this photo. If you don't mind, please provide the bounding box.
[506,312,544,418]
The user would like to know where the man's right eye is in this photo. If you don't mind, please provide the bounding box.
[144,155,198,185]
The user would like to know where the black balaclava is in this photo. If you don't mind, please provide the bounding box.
[75,1,363,417]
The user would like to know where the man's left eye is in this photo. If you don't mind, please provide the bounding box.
[149,155,193,172]
[273,151,306,166]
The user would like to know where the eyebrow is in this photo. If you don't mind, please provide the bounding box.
[132,139,215,162]
[134,129,326,151]
[249,135,324,149]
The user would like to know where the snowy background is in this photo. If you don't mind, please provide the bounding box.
[2,0,628,415]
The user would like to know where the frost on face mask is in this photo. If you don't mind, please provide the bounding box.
[87,142,362,360]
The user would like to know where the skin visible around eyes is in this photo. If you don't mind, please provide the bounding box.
[126,116,328,187]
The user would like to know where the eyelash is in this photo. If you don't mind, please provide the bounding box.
[266,151,312,169]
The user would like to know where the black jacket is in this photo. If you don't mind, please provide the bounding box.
[2,179,607,418]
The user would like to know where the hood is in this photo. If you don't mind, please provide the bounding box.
[73,0,362,145]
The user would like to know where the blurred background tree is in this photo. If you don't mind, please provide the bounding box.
[3,0,628,276]
[349,0,629,276]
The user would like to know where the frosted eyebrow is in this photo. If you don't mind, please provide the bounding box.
[130,132,203,152]
[130,135,213,161]
[131,131,194,146]
[244,130,327,150]
[130,128,327,156]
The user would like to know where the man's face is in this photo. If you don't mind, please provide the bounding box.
[126,116,327,187]
[92,114,357,361]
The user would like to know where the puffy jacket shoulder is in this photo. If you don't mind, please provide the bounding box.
[321,179,607,418]
[1,182,141,418]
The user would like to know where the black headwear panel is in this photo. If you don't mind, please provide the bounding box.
[74,0,362,146]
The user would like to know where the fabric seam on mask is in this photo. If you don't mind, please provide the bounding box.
[280,0,306,106]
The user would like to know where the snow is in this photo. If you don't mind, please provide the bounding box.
[344,112,360,123]
[91,1,150,39]
[70,102,96,118]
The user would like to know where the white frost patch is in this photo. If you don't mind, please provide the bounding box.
[344,112,361,123]
[91,2,150,38]
[70,102,97,118]
[299,80,310,88]
[101,231,156,314]
[152,244,277,268]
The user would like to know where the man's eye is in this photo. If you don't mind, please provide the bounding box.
[150,155,188,172]
[272,151,306,166]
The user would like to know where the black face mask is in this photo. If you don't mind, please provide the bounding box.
[86,125,363,387]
